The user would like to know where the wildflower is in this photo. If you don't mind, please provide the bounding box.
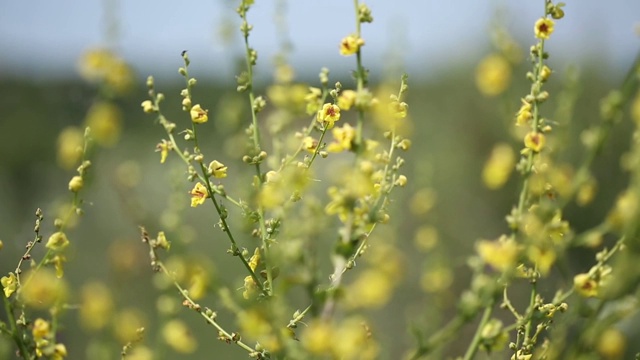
[50,255,67,278]
[21,269,68,309]
[208,160,228,178]
[345,269,393,308]
[511,350,532,360]
[524,132,546,152]
[189,182,209,207]
[573,273,598,297]
[46,232,70,251]
[57,127,84,170]
[527,246,556,276]
[476,237,519,272]
[1,272,17,298]
[141,100,155,113]
[68,175,83,193]
[534,18,555,40]
[84,102,122,147]
[482,143,515,189]
[420,266,453,293]
[112,308,147,343]
[326,123,356,152]
[242,248,261,299]
[540,65,552,82]
[317,103,341,128]
[515,99,533,126]
[302,136,318,153]
[156,140,172,164]
[389,101,409,119]
[395,175,408,187]
[80,281,114,331]
[340,35,365,56]
[190,104,208,124]
[162,320,198,353]
[52,344,68,360]
[475,54,512,97]
[302,321,333,354]
[338,90,357,110]
[597,328,626,359]
[33,318,51,340]
[305,87,323,115]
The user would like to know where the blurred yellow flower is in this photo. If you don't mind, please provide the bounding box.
[338,90,357,110]
[46,232,70,251]
[162,320,197,354]
[21,269,68,309]
[524,132,546,152]
[84,101,122,147]
[79,48,133,94]
[56,127,84,170]
[156,140,172,164]
[340,35,365,56]
[326,123,356,152]
[573,273,598,297]
[482,143,515,189]
[476,237,519,272]
[80,281,114,331]
[475,54,511,97]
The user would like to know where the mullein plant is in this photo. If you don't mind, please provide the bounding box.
[411,1,640,359]
[0,128,92,360]
[141,0,408,359]
[0,40,131,358]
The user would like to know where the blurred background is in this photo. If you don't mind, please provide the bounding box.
[1,0,639,359]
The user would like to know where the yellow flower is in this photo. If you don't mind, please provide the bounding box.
[340,35,365,56]
[50,255,67,278]
[208,160,228,178]
[141,100,155,113]
[162,320,198,354]
[189,182,209,207]
[21,269,69,309]
[317,103,341,128]
[190,104,208,124]
[302,136,318,153]
[80,281,114,331]
[156,140,172,164]
[574,273,598,297]
[32,318,51,340]
[46,232,70,251]
[1,272,17,298]
[597,328,626,360]
[84,102,122,147]
[68,176,83,193]
[344,269,393,308]
[524,132,546,152]
[540,65,552,82]
[338,90,357,110]
[482,143,515,189]
[475,54,511,97]
[476,237,519,272]
[388,101,408,119]
[326,123,356,152]
[56,127,84,170]
[301,321,334,354]
[52,344,68,360]
[534,18,555,40]
[515,98,533,126]
[305,87,323,115]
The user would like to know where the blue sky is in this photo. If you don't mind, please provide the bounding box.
[0,0,638,81]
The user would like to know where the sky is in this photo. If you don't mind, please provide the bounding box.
[0,0,638,82]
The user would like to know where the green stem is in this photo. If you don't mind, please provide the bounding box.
[462,302,494,360]
[3,296,29,359]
